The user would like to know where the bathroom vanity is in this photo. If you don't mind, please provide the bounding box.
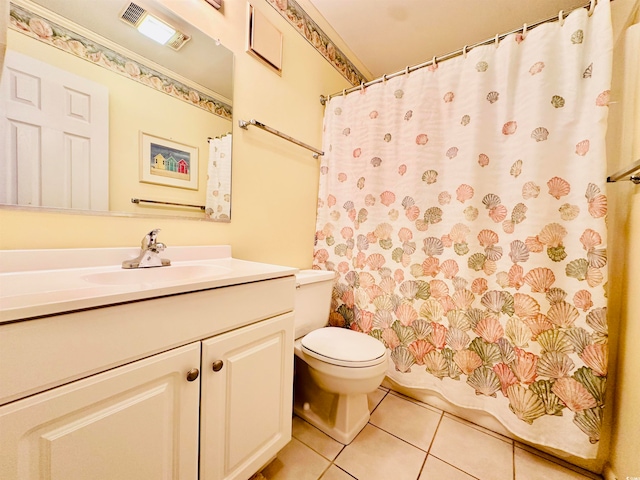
[0,246,297,480]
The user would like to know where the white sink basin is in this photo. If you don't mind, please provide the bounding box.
[82,264,231,286]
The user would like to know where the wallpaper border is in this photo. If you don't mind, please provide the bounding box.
[265,0,368,86]
[8,2,232,120]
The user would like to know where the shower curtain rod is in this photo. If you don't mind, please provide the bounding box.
[319,0,601,105]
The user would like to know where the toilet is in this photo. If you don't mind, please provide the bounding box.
[293,270,389,444]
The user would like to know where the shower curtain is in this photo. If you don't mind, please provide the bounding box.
[313,1,612,459]
[206,134,232,220]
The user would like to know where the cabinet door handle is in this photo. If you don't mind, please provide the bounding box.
[186,368,200,382]
[212,360,224,372]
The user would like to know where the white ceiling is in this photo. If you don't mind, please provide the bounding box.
[308,0,592,79]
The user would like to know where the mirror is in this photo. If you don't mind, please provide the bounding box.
[2,0,233,221]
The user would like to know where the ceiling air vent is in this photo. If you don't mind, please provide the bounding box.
[166,32,190,51]
[120,2,146,27]
[119,2,191,51]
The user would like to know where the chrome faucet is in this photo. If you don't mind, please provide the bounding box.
[122,229,171,269]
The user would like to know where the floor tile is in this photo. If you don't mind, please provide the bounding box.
[367,387,387,413]
[292,416,344,461]
[320,464,356,480]
[514,443,601,480]
[430,415,513,480]
[335,424,426,480]
[442,412,513,443]
[514,447,597,480]
[419,455,476,480]
[369,393,442,451]
[259,438,330,480]
[388,391,443,415]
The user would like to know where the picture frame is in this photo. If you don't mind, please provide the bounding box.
[140,133,199,190]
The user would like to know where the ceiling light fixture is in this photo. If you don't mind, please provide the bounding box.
[119,2,191,50]
[137,14,176,45]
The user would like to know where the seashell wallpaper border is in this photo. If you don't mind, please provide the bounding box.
[8,2,232,120]
[265,0,368,86]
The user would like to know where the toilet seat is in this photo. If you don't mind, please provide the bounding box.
[301,327,387,367]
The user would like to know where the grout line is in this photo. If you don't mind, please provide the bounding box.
[429,454,482,480]
[368,389,388,415]
[423,408,445,456]
[334,464,358,479]
[415,448,430,480]
[514,444,603,479]
[441,412,514,444]
[317,462,332,480]
[367,392,445,455]
[412,409,445,479]
[388,390,444,415]
[292,415,346,462]
[366,422,430,454]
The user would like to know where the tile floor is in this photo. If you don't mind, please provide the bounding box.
[252,387,602,480]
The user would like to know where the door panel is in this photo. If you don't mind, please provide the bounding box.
[0,50,108,210]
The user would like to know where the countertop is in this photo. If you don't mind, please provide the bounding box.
[0,246,297,323]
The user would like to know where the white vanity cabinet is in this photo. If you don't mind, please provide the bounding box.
[0,271,296,480]
[0,342,202,480]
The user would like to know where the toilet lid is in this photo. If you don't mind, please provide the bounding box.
[301,327,387,367]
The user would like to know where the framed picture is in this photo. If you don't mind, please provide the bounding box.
[140,133,199,190]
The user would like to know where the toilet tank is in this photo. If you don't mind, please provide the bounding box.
[294,269,335,339]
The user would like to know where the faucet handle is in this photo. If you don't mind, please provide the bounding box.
[142,229,161,249]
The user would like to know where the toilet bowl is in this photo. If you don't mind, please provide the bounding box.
[293,270,389,444]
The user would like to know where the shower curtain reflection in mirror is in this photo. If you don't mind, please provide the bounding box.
[206,134,232,221]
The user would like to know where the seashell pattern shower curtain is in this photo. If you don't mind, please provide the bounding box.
[313,1,612,459]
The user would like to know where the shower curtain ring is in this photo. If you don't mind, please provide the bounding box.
[462,45,468,58]
[382,74,387,83]
[495,33,500,48]
[360,82,365,91]
[522,23,528,38]
[405,66,410,75]
[432,56,437,66]
[558,10,565,26]
[588,0,596,16]
[342,89,346,97]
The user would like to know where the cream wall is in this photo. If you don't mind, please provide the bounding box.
[0,0,358,267]
[0,0,6,71]
[606,3,640,479]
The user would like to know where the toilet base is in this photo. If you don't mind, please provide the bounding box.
[293,392,370,445]
[293,356,371,445]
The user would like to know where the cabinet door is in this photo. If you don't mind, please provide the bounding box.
[200,313,294,480]
[0,342,201,480]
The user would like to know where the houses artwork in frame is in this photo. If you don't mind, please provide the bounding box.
[140,133,199,190]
